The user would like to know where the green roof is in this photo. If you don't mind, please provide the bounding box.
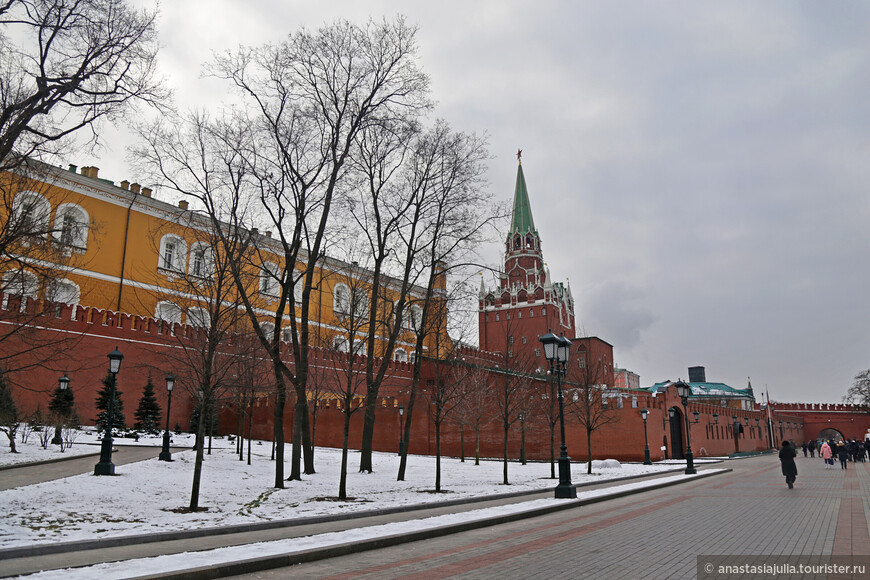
[648,381,754,399]
[510,161,538,236]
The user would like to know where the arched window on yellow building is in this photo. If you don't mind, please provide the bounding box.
[158,234,187,273]
[54,203,89,249]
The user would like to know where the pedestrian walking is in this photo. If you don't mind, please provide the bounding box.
[820,440,833,469]
[808,440,816,458]
[779,441,798,488]
[839,443,849,470]
[801,442,808,457]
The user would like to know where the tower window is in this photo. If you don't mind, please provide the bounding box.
[526,236,534,248]
[530,308,534,317]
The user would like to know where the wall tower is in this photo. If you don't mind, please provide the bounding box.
[478,152,575,366]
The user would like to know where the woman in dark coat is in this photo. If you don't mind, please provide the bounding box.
[779,441,798,488]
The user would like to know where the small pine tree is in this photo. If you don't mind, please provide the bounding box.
[48,383,75,419]
[95,373,126,434]
[134,378,162,435]
[0,368,20,452]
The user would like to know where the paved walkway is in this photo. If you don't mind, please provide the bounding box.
[0,445,184,491]
[228,455,870,580]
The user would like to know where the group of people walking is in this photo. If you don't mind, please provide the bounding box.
[812,438,869,469]
[779,436,870,489]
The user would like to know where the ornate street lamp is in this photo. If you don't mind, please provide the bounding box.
[539,330,576,498]
[675,381,696,475]
[640,408,652,465]
[95,347,123,476]
[398,405,405,456]
[159,374,175,461]
[51,374,70,445]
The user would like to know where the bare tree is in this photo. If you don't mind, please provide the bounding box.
[321,258,373,499]
[147,213,252,512]
[418,294,475,492]
[566,349,620,475]
[452,364,493,466]
[844,370,870,409]
[0,0,163,171]
[393,122,495,480]
[207,17,432,481]
[491,319,536,486]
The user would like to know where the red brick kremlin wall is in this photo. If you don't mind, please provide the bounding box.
[0,294,819,462]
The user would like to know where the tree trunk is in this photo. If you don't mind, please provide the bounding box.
[474,426,480,466]
[587,427,593,475]
[237,400,243,459]
[189,404,207,511]
[299,398,315,474]
[247,395,253,466]
[459,425,465,462]
[503,423,509,485]
[397,383,419,481]
[359,395,377,473]
[4,430,18,453]
[289,402,302,481]
[339,411,351,500]
[435,420,442,492]
[273,379,285,487]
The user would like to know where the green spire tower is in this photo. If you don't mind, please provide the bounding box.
[510,153,538,237]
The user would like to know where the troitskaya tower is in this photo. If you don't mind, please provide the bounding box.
[478,152,575,364]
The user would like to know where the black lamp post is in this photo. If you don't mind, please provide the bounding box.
[95,347,123,476]
[159,374,175,461]
[51,374,70,445]
[675,381,696,474]
[640,408,651,465]
[398,405,404,456]
[540,330,576,499]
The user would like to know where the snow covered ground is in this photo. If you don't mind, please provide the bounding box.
[16,470,731,580]
[0,429,692,550]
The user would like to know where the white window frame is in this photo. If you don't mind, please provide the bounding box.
[333,335,349,352]
[260,321,276,340]
[394,348,408,363]
[13,191,51,239]
[53,203,89,249]
[155,300,183,324]
[1,269,39,300]
[46,278,80,305]
[333,283,351,316]
[260,262,280,298]
[158,234,187,273]
[187,306,210,328]
[188,242,214,278]
[408,304,423,331]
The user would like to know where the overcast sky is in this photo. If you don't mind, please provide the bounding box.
[87,1,870,403]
